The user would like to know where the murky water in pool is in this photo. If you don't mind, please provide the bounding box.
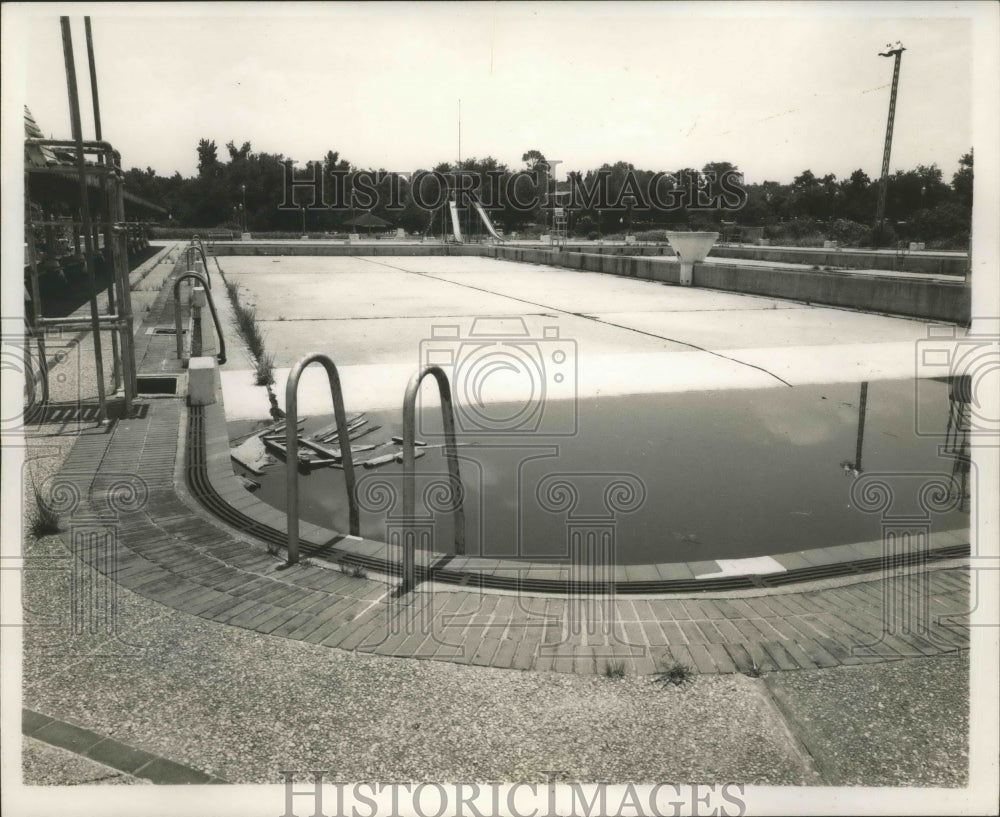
[228,378,970,564]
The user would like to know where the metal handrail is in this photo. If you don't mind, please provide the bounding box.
[186,241,211,287]
[285,353,360,565]
[401,365,465,590]
[172,272,226,364]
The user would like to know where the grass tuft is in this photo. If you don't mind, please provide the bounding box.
[339,561,368,579]
[254,352,275,387]
[222,276,273,385]
[29,483,61,538]
[603,660,626,679]
[652,660,695,687]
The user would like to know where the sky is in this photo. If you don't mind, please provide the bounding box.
[5,3,978,184]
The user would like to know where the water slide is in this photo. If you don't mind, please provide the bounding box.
[448,199,463,243]
[472,198,504,242]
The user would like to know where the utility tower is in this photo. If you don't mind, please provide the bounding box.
[875,41,905,241]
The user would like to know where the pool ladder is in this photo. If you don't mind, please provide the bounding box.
[285,354,360,565]
[400,365,466,590]
[184,239,211,286]
[172,271,226,365]
[284,356,466,593]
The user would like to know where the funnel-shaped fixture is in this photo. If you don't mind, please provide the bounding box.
[665,231,718,285]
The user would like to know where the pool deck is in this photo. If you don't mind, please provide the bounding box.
[37,248,973,676]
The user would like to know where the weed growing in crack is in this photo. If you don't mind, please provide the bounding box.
[652,660,695,687]
[603,660,626,679]
[29,483,61,538]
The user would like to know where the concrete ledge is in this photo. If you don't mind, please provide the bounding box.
[711,245,969,277]
[692,262,970,323]
[489,246,969,323]
[188,357,217,406]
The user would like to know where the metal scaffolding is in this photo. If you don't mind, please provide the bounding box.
[23,17,163,422]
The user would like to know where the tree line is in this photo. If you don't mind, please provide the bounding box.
[127,140,972,249]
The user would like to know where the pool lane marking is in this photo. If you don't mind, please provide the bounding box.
[356,256,794,387]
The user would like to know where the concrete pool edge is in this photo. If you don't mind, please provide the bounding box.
[200,379,971,594]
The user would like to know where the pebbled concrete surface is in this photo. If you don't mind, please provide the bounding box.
[21,533,969,786]
[764,657,969,787]
[21,549,811,785]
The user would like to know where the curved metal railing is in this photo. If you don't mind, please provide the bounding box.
[172,272,226,364]
[185,240,212,288]
[401,365,465,590]
[285,353,360,564]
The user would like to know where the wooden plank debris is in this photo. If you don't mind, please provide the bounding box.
[391,436,427,446]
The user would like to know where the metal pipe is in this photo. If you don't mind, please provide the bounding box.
[120,228,138,399]
[85,18,124,400]
[24,137,117,153]
[111,221,137,409]
[285,354,360,564]
[84,18,103,142]
[172,272,226,365]
[61,16,107,423]
[187,242,211,287]
[401,365,466,591]
[39,314,122,325]
[32,322,128,333]
[23,181,50,404]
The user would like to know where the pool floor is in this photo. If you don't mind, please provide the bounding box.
[230,377,969,564]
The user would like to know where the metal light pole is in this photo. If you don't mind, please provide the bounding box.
[301,205,306,235]
[241,183,247,232]
[875,41,905,243]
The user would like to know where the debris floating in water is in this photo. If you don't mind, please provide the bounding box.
[349,424,382,441]
[237,475,261,491]
[230,435,270,475]
[391,435,427,446]
[361,449,425,469]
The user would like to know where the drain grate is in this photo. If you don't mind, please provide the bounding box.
[185,406,971,594]
[136,376,178,395]
[146,327,183,336]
